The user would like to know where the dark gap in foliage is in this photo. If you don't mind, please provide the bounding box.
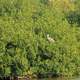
[66,11,80,26]
[37,46,52,60]
[0,76,11,80]
[6,42,16,49]
[34,27,42,35]
[5,42,17,56]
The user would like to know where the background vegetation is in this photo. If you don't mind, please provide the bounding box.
[0,0,80,77]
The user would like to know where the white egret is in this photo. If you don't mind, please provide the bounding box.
[47,34,55,43]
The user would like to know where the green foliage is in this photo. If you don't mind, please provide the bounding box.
[0,0,80,77]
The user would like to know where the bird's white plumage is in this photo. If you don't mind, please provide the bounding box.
[47,34,55,43]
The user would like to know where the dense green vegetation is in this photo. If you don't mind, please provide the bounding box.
[0,0,80,77]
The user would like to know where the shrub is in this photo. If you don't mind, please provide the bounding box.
[0,0,80,77]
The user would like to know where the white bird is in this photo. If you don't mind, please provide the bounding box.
[47,34,55,43]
